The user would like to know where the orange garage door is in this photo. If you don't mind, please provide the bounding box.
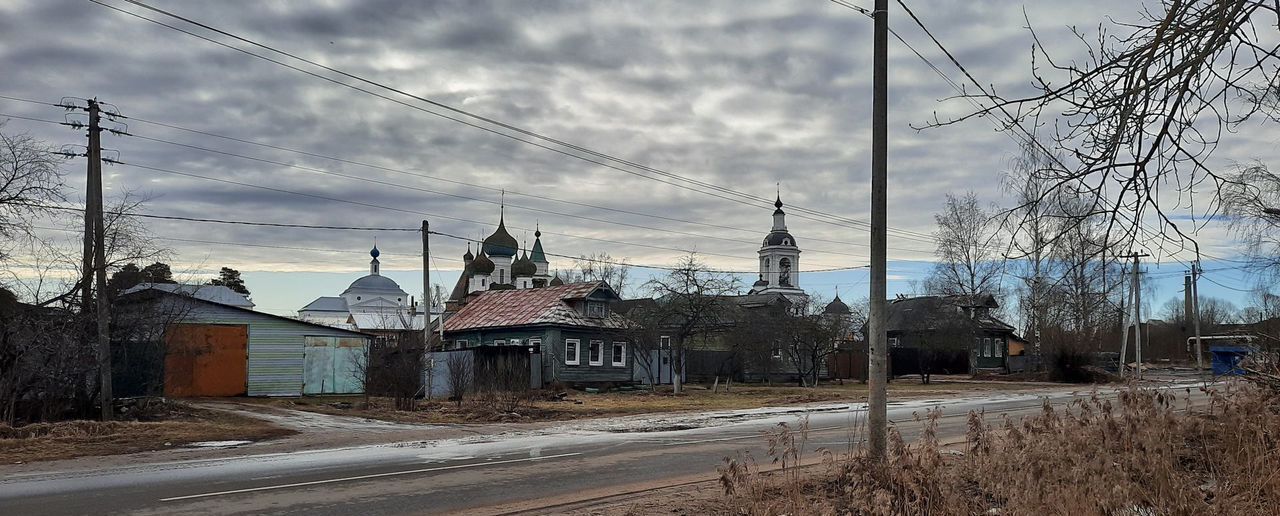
[165,324,249,397]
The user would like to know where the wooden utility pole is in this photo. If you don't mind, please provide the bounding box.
[867,0,889,463]
[87,99,113,420]
[421,219,431,349]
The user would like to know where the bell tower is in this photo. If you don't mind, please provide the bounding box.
[750,194,806,302]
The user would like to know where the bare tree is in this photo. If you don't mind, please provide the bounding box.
[1221,164,1280,281]
[446,351,472,407]
[1045,200,1127,352]
[924,0,1280,254]
[1002,139,1064,369]
[927,192,1005,298]
[619,301,666,389]
[570,252,631,297]
[776,297,852,387]
[0,121,65,266]
[644,254,740,394]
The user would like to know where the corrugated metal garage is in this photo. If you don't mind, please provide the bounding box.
[164,323,249,397]
[119,286,373,397]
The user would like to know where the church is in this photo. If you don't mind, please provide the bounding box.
[298,245,426,335]
[444,208,559,311]
[747,195,808,305]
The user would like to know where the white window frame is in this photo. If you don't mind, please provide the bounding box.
[888,337,899,348]
[529,337,541,352]
[587,302,606,318]
[455,339,468,349]
[588,340,604,366]
[659,335,671,349]
[611,342,627,367]
[983,337,992,357]
[565,339,580,365]
[994,338,1003,357]
[771,348,783,359]
[509,338,521,347]
[494,339,506,346]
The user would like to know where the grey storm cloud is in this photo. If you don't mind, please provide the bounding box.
[0,0,1268,277]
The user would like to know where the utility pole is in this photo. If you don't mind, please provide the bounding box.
[1116,251,1148,380]
[1191,261,1204,381]
[422,219,435,399]
[86,99,113,420]
[421,219,431,349]
[867,0,889,463]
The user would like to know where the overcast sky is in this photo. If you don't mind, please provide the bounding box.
[0,0,1273,315]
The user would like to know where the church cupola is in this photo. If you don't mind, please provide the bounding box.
[471,248,495,275]
[463,244,474,263]
[773,194,786,230]
[482,210,519,258]
[369,243,381,275]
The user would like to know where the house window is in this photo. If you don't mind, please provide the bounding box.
[589,340,604,366]
[659,336,671,349]
[565,339,580,365]
[494,339,506,346]
[529,337,541,353]
[983,337,992,357]
[888,337,899,348]
[612,342,627,367]
[771,348,782,359]
[455,339,468,349]
[994,338,1003,357]
[587,302,606,318]
[510,338,521,347]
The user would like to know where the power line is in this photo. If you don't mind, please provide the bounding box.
[93,0,948,246]
[3,92,938,254]
[123,131,876,260]
[29,223,867,275]
[2,106,867,266]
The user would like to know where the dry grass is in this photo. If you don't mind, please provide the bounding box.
[714,381,1280,515]
[0,404,295,463]
[257,379,1048,424]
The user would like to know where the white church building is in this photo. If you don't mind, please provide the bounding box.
[298,245,427,332]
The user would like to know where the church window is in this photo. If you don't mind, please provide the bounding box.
[783,238,790,246]
[778,258,792,287]
[500,270,505,284]
[356,296,362,301]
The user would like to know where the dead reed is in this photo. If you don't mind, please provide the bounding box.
[717,383,1280,515]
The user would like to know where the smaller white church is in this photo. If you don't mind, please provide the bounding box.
[298,245,427,332]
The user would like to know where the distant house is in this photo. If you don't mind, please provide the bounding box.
[879,294,1017,376]
[117,283,372,397]
[442,281,633,385]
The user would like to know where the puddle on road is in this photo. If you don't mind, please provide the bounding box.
[185,440,253,448]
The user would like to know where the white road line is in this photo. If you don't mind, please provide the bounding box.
[158,452,582,502]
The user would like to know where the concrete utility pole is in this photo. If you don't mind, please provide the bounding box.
[1130,253,1147,380]
[867,0,889,463]
[1191,261,1204,381]
[87,100,112,420]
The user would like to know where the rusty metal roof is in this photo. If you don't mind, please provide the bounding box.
[443,281,628,332]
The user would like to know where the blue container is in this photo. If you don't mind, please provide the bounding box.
[1209,346,1254,376]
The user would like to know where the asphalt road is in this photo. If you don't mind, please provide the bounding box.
[0,382,1208,515]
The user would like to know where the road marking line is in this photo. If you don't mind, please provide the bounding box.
[158,452,582,502]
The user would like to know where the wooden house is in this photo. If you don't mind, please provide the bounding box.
[441,281,633,386]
